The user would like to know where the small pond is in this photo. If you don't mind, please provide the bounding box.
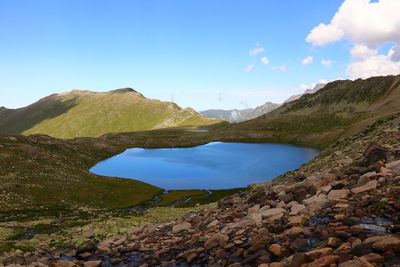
[90,142,319,190]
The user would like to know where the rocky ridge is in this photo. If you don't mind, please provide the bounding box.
[5,113,400,266]
[200,102,281,123]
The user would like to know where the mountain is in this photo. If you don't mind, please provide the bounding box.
[234,75,400,147]
[283,83,326,103]
[0,88,218,139]
[200,102,280,122]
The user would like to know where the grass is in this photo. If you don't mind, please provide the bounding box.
[177,188,248,207]
[154,190,208,207]
[372,201,388,211]
[9,89,218,139]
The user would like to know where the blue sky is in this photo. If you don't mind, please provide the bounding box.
[1,0,399,110]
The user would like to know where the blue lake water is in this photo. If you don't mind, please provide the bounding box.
[90,142,319,190]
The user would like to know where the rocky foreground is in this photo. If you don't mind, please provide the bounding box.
[3,125,400,266]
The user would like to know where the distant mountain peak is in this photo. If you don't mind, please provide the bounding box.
[284,83,326,104]
[200,102,281,122]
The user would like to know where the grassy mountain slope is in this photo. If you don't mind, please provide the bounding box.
[0,88,217,139]
[232,75,400,147]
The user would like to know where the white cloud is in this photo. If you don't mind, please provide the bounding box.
[321,60,333,67]
[249,46,266,56]
[271,64,288,72]
[306,0,400,79]
[306,0,400,48]
[350,44,377,61]
[348,49,400,79]
[245,64,254,72]
[260,57,269,65]
[306,23,344,46]
[302,56,313,65]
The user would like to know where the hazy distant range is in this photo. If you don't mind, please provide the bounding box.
[200,83,325,123]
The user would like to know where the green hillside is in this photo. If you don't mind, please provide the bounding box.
[0,88,217,139]
[231,75,400,147]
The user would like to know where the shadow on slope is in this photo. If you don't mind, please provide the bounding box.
[0,96,78,134]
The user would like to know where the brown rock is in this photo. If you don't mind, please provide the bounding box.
[84,261,102,267]
[338,257,374,267]
[110,258,122,264]
[363,235,388,245]
[78,252,92,259]
[161,260,176,266]
[306,247,333,259]
[351,180,377,194]
[290,253,310,267]
[77,240,97,254]
[335,242,352,254]
[285,226,305,237]
[386,159,400,168]
[308,255,339,267]
[172,222,192,233]
[327,237,342,247]
[288,215,308,225]
[371,235,400,251]
[259,208,286,218]
[360,253,384,264]
[49,261,78,267]
[364,142,387,165]
[290,238,309,252]
[328,189,350,200]
[204,233,229,249]
[186,252,198,263]
[304,173,337,191]
[233,247,245,257]
[268,244,282,257]
[270,263,288,267]
[290,204,306,215]
[142,224,157,235]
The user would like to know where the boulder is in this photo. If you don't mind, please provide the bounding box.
[268,244,282,257]
[49,261,78,267]
[204,233,229,249]
[304,173,337,191]
[328,189,350,200]
[351,180,377,194]
[84,261,102,267]
[385,159,400,169]
[338,258,374,267]
[308,255,339,267]
[364,142,388,165]
[172,222,192,233]
[371,235,400,251]
[77,240,97,254]
[290,204,306,215]
[288,215,308,226]
[259,208,286,219]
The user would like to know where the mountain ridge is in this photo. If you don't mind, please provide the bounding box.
[0,88,217,139]
[232,75,400,147]
[201,102,281,122]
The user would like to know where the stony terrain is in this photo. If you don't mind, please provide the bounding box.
[3,100,400,266]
